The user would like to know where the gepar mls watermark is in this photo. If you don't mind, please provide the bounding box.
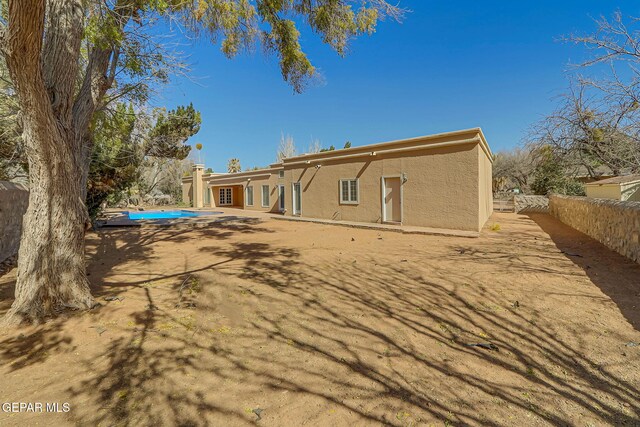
[2,402,70,413]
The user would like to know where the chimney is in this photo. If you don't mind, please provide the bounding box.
[192,164,205,208]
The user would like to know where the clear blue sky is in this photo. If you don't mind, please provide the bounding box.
[159,1,639,172]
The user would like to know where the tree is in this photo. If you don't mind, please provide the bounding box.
[344,141,351,148]
[2,0,403,324]
[195,143,203,163]
[276,133,297,162]
[157,157,196,204]
[147,104,200,159]
[530,145,585,196]
[561,12,640,174]
[528,81,640,178]
[492,147,536,193]
[86,103,140,217]
[308,138,321,154]
[227,158,241,173]
[85,102,199,218]
[205,168,213,174]
[137,105,201,202]
[320,145,336,152]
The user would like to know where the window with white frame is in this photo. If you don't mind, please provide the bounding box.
[339,179,359,204]
[261,185,270,207]
[246,186,254,206]
[219,187,232,205]
[278,170,285,178]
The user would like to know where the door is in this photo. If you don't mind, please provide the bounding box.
[383,177,402,223]
[292,182,302,215]
[219,187,232,206]
[278,185,285,212]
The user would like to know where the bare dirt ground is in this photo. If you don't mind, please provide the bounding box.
[1,212,639,426]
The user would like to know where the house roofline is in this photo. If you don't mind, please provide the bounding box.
[281,127,492,165]
[181,128,493,184]
[205,167,279,183]
[584,175,640,186]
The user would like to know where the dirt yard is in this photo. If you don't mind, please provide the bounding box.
[0,212,639,426]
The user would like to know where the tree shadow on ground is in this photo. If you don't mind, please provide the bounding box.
[0,218,271,369]
[527,213,640,331]
[196,241,639,425]
[1,215,639,425]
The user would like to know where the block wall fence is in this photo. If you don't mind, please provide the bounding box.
[549,194,640,264]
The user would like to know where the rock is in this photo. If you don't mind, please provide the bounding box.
[514,195,549,213]
[252,408,264,420]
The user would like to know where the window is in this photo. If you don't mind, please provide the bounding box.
[261,185,270,207]
[203,187,210,206]
[246,186,254,206]
[279,170,285,178]
[339,179,359,204]
[219,188,232,205]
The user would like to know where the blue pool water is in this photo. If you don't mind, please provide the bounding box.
[126,210,221,220]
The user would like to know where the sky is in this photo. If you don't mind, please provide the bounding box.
[158,1,640,172]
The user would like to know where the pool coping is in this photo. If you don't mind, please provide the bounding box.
[124,209,222,221]
[96,210,250,228]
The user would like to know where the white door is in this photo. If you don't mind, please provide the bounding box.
[278,185,285,211]
[292,182,301,215]
[383,177,402,223]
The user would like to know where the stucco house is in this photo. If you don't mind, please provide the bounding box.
[182,128,493,232]
[584,174,640,202]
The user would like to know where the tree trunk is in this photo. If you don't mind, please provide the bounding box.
[3,0,135,324]
[3,0,95,325]
[4,132,95,324]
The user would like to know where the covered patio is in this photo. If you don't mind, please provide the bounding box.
[209,184,244,209]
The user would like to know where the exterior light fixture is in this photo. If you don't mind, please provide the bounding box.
[401,173,408,184]
[315,164,322,169]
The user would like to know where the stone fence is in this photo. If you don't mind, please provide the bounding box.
[549,194,640,264]
[0,181,28,264]
[513,195,549,213]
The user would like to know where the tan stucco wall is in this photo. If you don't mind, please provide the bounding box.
[585,185,621,200]
[478,144,493,229]
[207,171,282,213]
[282,143,483,231]
[192,165,204,208]
[242,176,281,213]
[180,129,493,231]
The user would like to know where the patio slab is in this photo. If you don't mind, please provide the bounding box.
[271,215,480,237]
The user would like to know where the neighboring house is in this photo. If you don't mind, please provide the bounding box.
[573,165,616,183]
[584,175,640,202]
[182,128,493,232]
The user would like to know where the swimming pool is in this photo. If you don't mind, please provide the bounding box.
[126,210,221,220]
